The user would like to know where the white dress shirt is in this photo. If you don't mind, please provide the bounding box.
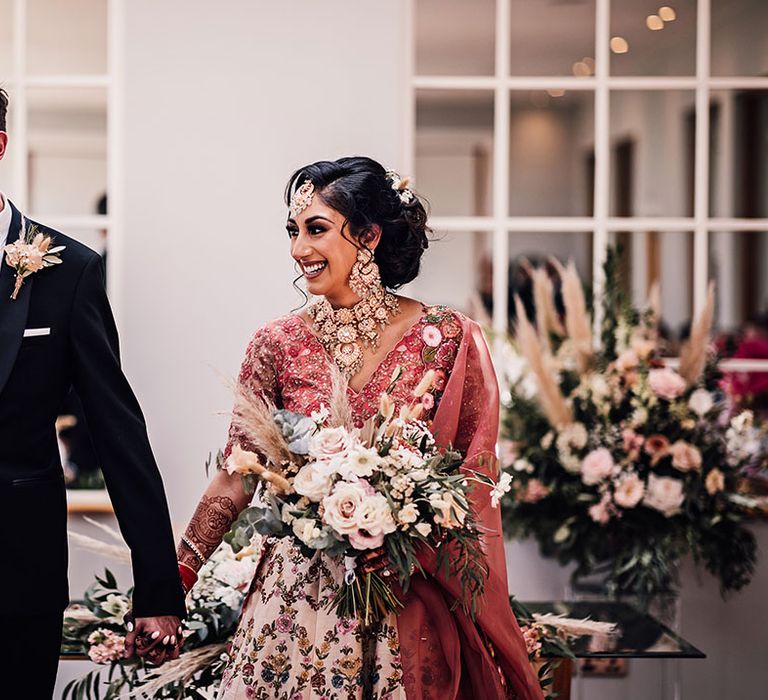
[0,191,13,249]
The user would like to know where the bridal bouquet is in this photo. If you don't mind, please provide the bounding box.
[221,366,508,626]
[499,249,763,603]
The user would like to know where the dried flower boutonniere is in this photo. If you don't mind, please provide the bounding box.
[4,223,65,300]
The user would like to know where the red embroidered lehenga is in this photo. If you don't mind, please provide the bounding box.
[218,306,542,700]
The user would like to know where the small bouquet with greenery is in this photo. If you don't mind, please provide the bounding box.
[222,365,510,627]
[498,249,764,604]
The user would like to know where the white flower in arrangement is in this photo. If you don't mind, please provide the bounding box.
[589,374,611,401]
[355,494,396,538]
[309,426,355,462]
[213,585,242,611]
[213,557,258,592]
[630,406,649,426]
[580,448,615,486]
[310,404,330,425]
[669,440,702,472]
[390,473,414,495]
[292,517,324,547]
[490,472,513,508]
[409,468,430,482]
[731,410,754,433]
[343,444,384,479]
[388,445,426,471]
[414,522,432,538]
[688,389,714,417]
[293,462,334,502]
[397,503,420,524]
[643,474,685,517]
[513,458,535,474]
[281,502,297,525]
[556,422,588,452]
[100,593,129,624]
[430,492,468,528]
[612,472,645,509]
[540,432,554,450]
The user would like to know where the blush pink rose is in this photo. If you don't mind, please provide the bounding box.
[648,368,686,400]
[518,479,549,503]
[669,440,702,472]
[588,493,613,524]
[581,448,615,486]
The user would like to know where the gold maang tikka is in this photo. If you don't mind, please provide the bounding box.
[308,247,400,379]
[289,180,315,218]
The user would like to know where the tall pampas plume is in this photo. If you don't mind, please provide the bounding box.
[531,267,565,342]
[327,361,353,429]
[679,281,715,384]
[557,259,593,372]
[514,295,572,427]
[533,613,618,638]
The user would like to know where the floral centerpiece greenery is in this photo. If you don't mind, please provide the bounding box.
[498,249,764,604]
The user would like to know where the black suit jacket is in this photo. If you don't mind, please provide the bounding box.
[0,202,185,618]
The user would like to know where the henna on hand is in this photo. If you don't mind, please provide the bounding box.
[176,494,239,571]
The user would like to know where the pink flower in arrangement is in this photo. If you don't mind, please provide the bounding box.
[643,474,685,517]
[521,625,543,658]
[612,472,645,509]
[581,448,615,486]
[519,479,550,503]
[644,434,670,465]
[615,349,640,373]
[705,468,725,495]
[648,368,687,400]
[421,392,435,411]
[621,429,645,460]
[588,493,613,524]
[669,441,702,472]
[86,629,126,664]
[421,325,443,348]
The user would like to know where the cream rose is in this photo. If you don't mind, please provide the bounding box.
[612,472,645,509]
[648,368,686,401]
[291,517,323,546]
[321,480,369,536]
[397,503,420,524]
[643,474,685,517]
[293,463,334,502]
[581,448,615,486]
[688,389,714,417]
[669,441,702,472]
[353,494,396,544]
[309,426,355,462]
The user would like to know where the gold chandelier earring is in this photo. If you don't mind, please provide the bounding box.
[349,247,381,300]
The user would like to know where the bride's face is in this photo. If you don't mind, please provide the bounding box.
[287,196,361,302]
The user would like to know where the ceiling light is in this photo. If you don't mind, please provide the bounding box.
[547,89,566,98]
[610,36,629,54]
[646,14,664,30]
[659,6,676,21]
[572,61,591,77]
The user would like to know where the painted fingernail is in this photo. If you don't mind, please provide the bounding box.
[151,631,160,640]
[170,635,176,645]
[177,626,183,634]
[126,622,134,632]
[162,635,170,645]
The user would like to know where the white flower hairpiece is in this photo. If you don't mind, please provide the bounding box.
[385,170,415,204]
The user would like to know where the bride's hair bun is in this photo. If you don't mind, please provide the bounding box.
[285,156,430,289]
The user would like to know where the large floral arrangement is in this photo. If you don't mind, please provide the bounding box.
[499,249,764,603]
[62,533,261,699]
[223,365,508,625]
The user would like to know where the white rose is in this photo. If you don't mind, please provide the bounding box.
[356,493,396,536]
[322,480,369,536]
[397,503,420,524]
[513,459,534,474]
[293,463,334,502]
[688,389,714,417]
[309,426,355,462]
[581,448,615,486]
[643,474,685,517]
[292,517,323,546]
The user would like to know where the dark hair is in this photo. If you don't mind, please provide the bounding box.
[285,156,430,289]
[0,87,8,132]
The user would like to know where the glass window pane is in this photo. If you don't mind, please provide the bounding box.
[0,86,18,198]
[509,90,594,216]
[613,230,693,356]
[712,0,768,76]
[405,230,493,321]
[710,90,768,218]
[610,0,696,76]
[415,90,494,217]
[27,0,107,75]
[27,87,107,217]
[609,90,695,217]
[507,231,592,327]
[415,0,495,76]
[0,0,13,75]
[510,0,596,76]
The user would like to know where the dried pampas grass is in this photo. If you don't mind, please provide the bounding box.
[327,362,353,429]
[557,260,592,372]
[679,281,715,384]
[531,267,565,343]
[533,613,618,638]
[124,643,228,697]
[514,295,572,427]
[67,531,131,565]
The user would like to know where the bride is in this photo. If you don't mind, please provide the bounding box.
[175,156,542,699]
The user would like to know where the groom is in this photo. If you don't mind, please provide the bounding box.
[0,88,185,697]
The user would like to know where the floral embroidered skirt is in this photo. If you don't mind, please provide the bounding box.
[218,539,406,700]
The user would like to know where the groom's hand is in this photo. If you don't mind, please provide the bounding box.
[124,614,183,664]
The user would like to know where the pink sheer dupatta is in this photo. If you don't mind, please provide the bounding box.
[397,317,543,700]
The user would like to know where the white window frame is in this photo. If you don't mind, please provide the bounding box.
[407,0,768,372]
[3,0,125,317]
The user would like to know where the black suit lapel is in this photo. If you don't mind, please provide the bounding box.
[0,203,34,396]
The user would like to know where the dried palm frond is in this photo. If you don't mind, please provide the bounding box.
[679,281,715,384]
[533,613,618,638]
[327,362,353,429]
[124,643,227,697]
[514,295,572,427]
[532,267,565,342]
[68,531,131,565]
[646,281,661,326]
[558,260,593,372]
[229,379,292,468]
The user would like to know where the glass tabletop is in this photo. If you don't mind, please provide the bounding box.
[523,601,706,659]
